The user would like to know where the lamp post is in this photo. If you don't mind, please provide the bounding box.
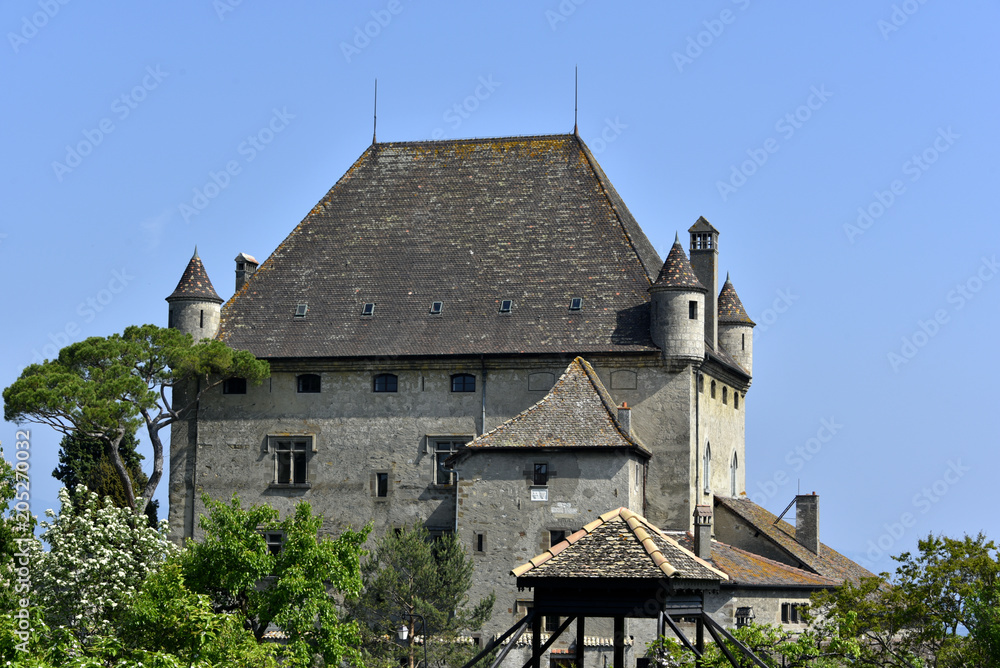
[397,613,428,668]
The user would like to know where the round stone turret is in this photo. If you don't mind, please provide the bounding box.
[165,247,224,342]
[648,234,706,363]
[718,274,755,375]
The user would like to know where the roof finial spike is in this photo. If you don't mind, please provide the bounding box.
[674,231,679,244]
[192,245,199,259]
[372,78,378,145]
[573,66,578,135]
[726,271,730,282]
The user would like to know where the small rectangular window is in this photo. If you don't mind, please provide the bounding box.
[200,309,204,328]
[430,301,443,315]
[375,472,388,498]
[433,439,470,485]
[361,302,375,316]
[734,393,740,410]
[474,532,486,554]
[689,300,698,320]
[533,463,548,486]
[295,304,308,317]
[549,529,567,547]
[265,531,284,556]
[373,374,398,393]
[499,299,512,313]
[274,439,309,485]
[223,377,247,394]
[722,387,728,405]
[451,374,476,392]
[297,374,321,393]
[569,297,583,311]
[543,615,560,633]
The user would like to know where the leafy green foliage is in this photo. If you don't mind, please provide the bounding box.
[3,324,269,513]
[180,494,368,667]
[351,524,495,668]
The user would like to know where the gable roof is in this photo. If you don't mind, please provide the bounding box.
[166,248,223,304]
[715,496,874,584]
[670,533,840,588]
[459,357,649,456]
[217,134,663,359]
[512,507,727,582]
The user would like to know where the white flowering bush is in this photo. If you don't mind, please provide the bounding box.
[31,488,175,639]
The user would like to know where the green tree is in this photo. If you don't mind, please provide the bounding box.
[180,494,368,667]
[3,324,269,513]
[53,429,159,526]
[351,524,495,668]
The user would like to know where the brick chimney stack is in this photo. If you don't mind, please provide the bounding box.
[617,402,631,436]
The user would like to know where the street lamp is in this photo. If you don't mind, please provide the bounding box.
[397,613,428,668]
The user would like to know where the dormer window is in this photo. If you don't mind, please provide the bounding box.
[295,304,308,318]
[569,298,583,311]
[499,300,512,313]
[430,301,443,315]
[361,303,375,316]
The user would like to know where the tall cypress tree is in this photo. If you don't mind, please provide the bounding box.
[52,430,159,526]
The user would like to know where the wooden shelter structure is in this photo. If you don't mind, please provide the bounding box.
[459,508,770,668]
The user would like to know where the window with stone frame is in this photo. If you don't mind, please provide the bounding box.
[269,436,311,486]
[264,531,284,556]
[431,438,470,485]
[781,602,807,624]
[297,374,321,393]
[451,373,476,392]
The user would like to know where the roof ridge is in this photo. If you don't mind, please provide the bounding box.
[373,132,576,147]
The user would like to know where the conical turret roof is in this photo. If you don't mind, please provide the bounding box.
[718,274,754,325]
[651,235,706,291]
[166,247,223,304]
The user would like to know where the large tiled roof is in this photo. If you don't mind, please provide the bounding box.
[166,248,223,304]
[670,533,840,588]
[217,134,664,358]
[715,496,874,584]
[718,275,755,326]
[513,508,727,582]
[652,236,706,291]
[462,357,649,455]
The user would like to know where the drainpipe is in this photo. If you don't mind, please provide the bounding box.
[480,356,487,436]
[694,369,700,522]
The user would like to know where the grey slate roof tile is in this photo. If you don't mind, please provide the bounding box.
[216,135,662,358]
[166,248,223,304]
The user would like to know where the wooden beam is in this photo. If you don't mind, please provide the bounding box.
[483,613,532,668]
[531,613,542,668]
[613,616,625,668]
[520,616,575,668]
[701,614,771,668]
[662,613,701,658]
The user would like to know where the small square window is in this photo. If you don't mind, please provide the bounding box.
[297,374,321,393]
[549,529,567,547]
[543,615,560,633]
[361,303,375,316]
[533,463,548,486]
[689,300,698,320]
[375,472,389,498]
[430,301,443,315]
[223,377,247,394]
[295,304,308,318]
[499,299,512,313]
[373,374,397,393]
[451,374,476,392]
[264,531,284,556]
[569,297,583,311]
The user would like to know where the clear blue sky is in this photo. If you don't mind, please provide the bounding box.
[2,1,997,572]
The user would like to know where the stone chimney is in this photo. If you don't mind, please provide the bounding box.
[617,402,631,436]
[693,505,713,560]
[235,253,259,292]
[688,217,719,350]
[795,493,820,555]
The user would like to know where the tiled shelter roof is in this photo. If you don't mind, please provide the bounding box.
[715,496,874,584]
[718,276,755,325]
[512,508,727,582]
[217,134,664,358]
[462,357,649,455]
[166,248,223,304]
[670,533,840,588]
[653,237,706,290]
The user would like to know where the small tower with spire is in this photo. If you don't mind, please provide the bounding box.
[649,233,706,364]
[165,247,224,341]
[718,274,755,375]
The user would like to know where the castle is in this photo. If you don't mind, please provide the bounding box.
[166,133,869,664]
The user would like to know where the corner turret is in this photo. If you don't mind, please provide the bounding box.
[649,233,706,364]
[718,274,755,376]
[165,247,223,341]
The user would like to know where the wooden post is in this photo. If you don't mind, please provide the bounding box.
[576,616,586,668]
[695,617,705,667]
[613,616,625,668]
[531,612,542,668]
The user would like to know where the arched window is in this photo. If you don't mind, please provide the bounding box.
[297,374,321,393]
[451,373,476,392]
[703,443,712,493]
[734,392,740,410]
[710,380,716,399]
[373,373,398,393]
[730,453,739,497]
[722,386,728,405]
